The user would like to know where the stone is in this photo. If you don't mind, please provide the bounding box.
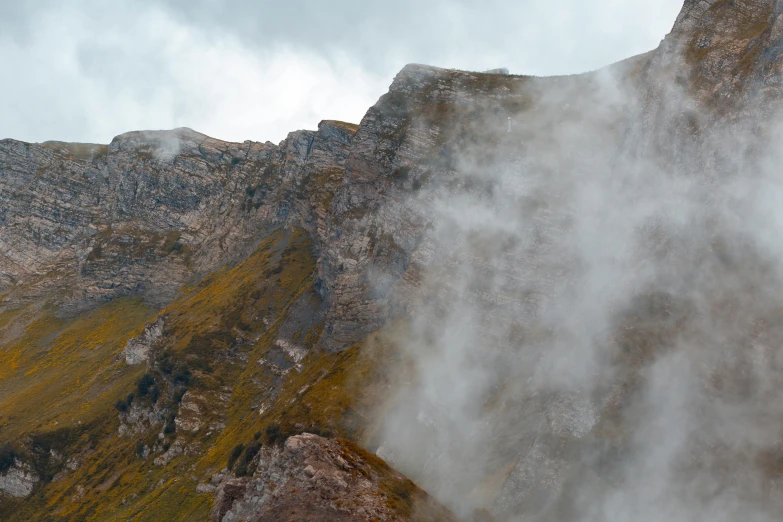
[0,461,39,498]
[210,434,456,521]
[122,316,165,365]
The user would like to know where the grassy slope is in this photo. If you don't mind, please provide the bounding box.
[0,226,419,521]
[0,298,156,445]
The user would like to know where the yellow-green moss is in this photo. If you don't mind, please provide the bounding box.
[0,226,430,521]
[39,142,109,161]
[0,298,155,442]
[321,120,361,135]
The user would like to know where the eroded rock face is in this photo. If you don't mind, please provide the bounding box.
[311,1,783,519]
[0,122,356,317]
[117,401,167,437]
[209,433,456,522]
[5,1,783,520]
[174,390,230,435]
[122,315,165,365]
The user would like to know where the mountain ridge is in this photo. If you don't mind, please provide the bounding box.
[4,0,783,520]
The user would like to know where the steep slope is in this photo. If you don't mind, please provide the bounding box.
[343,1,783,520]
[5,0,783,521]
[0,122,353,312]
[212,433,456,522]
[0,227,453,520]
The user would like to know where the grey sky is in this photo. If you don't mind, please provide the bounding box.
[0,0,684,144]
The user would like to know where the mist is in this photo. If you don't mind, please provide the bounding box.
[368,34,783,521]
[4,0,783,520]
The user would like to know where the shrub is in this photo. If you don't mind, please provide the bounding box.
[234,460,249,477]
[236,441,261,477]
[243,441,261,463]
[305,426,333,439]
[163,413,176,435]
[137,373,156,397]
[172,364,192,385]
[0,443,17,473]
[190,357,213,373]
[234,462,249,477]
[237,320,252,332]
[227,443,244,470]
[173,386,187,404]
[116,390,137,412]
[158,352,174,374]
[264,423,319,446]
[150,385,160,404]
[265,423,283,445]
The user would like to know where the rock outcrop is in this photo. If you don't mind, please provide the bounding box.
[0,461,38,499]
[210,434,456,522]
[0,122,355,318]
[121,315,165,365]
[4,1,783,521]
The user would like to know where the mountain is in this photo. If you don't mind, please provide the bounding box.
[4,0,783,520]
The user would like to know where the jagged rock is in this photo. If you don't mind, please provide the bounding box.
[153,444,183,467]
[118,402,167,437]
[196,483,217,494]
[0,460,39,498]
[0,122,356,319]
[172,390,230,436]
[4,1,783,520]
[175,392,203,433]
[210,433,456,522]
[122,315,165,365]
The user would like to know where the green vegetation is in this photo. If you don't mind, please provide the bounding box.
[0,298,155,442]
[232,440,261,477]
[226,444,244,471]
[0,225,428,520]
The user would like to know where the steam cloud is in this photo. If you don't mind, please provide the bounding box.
[370,42,783,521]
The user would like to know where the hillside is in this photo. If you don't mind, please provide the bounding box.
[4,0,783,520]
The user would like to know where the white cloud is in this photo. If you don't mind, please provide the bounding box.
[0,1,685,144]
[0,3,389,144]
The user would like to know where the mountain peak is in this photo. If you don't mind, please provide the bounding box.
[6,3,783,521]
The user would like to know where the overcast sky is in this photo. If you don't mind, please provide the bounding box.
[0,0,684,145]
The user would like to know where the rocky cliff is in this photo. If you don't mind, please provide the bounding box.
[4,0,783,521]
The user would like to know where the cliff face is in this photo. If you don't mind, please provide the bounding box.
[4,1,783,520]
[0,122,352,312]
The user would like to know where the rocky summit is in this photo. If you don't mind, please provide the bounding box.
[4,1,783,521]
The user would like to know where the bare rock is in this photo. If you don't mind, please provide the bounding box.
[153,444,183,467]
[118,402,166,437]
[211,434,456,522]
[122,315,165,365]
[196,483,217,494]
[0,460,39,498]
